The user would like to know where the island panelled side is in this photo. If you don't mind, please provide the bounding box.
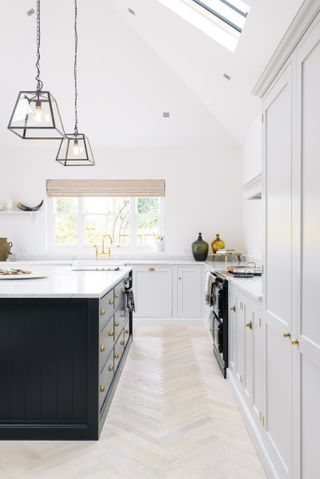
[0,272,133,440]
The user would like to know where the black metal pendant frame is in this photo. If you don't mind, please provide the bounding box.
[8,90,65,140]
[56,132,95,167]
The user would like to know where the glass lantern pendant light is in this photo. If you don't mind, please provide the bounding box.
[7,0,65,139]
[56,0,95,166]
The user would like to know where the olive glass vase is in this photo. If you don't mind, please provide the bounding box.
[192,233,209,261]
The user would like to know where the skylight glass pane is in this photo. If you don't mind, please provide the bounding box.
[158,0,246,52]
[192,0,249,31]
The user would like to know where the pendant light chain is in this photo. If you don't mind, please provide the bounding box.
[74,0,79,136]
[35,0,43,92]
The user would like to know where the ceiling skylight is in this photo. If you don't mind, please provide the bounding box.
[158,0,250,52]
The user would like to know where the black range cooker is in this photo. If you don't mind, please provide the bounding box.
[208,271,229,378]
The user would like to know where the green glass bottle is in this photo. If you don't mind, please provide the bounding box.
[192,233,209,261]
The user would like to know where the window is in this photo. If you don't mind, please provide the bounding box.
[158,0,249,51]
[48,196,164,251]
[192,0,249,32]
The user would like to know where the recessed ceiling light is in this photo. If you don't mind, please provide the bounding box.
[163,112,170,118]
[128,8,136,16]
[223,73,231,80]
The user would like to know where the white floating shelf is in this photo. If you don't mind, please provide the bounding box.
[0,210,40,215]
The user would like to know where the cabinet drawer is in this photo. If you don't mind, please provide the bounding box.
[114,281,125,310]
[99,318,114,372]
[99,355,114,410]
[114,308,127,341]
[124,320,130,346]
[99,290,114,329]
[114,336,125,372]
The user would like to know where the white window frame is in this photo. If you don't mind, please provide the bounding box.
[46,196,165,254]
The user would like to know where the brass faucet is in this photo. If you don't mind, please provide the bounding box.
[94,234,113,260]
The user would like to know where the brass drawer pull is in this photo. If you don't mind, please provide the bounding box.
[114,352,120,359]
[120,340,125,346]
[100,308,106,316]
[246,321,253,330]
[108,365,114,372]
[100,385,106,393]
[149,267,155,272]
[100,344,106,352]
[291,339,299,346]
[115,321,120,327]
[283,332,291,338]
[109,298,114,305]
[108,331,114,337]
[115,293,119,299]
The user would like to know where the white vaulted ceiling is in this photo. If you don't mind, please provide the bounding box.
[0,0,304,149]
[108,0,304,141]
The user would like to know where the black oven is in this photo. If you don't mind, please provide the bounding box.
[208,272,228,378]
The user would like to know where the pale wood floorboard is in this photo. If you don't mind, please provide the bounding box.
[0,324,266,479]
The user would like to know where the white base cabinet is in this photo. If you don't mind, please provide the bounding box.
[132,264,203,320]
[228,285,264,430]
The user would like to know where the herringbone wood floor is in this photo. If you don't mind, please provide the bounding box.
[0,324,265,479]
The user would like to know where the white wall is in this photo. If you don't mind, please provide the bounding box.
[242,116,263,260]
[0,144,243,259]
[0,1,244,259]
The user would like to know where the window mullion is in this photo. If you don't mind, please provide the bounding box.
[78,198,84,250]
[130,198,137,250]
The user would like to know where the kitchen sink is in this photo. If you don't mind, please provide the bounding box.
[72,261,126,272]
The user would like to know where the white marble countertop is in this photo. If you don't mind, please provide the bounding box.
[0,265,132,299]
[204,261,263,301]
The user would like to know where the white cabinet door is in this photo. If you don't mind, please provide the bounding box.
[263,63,293,479]
[228,285,237,374]
[236,297,245,387]
[133,266,173,318]
[177,267,202,319]
[293,19,320,479]
[251,303,264,425]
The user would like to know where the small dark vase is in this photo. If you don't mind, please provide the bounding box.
[192,233,209,261]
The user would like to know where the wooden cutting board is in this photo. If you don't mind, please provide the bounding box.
[0,273,47,280]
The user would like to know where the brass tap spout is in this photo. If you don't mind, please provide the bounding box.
[102,234,113,258]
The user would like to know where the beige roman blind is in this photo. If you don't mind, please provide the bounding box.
[46,179,165,198]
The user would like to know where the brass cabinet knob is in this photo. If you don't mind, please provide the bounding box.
[246,321,253,330]
[109,298,114,305]
[100,344,106,352]
[291,339,299,346]
[120,340,125,346]
[178,276,182,280]
[149,267,155,272]
[114,352,119,359]
[231,305,236,312]
[108,365,114,372]
[100,308,106,316]
[115,293,119,299]
[125,329,129,334]
[100,385,106,393]
[115,321,120,327]
[108,330,114,337]
[283,332,291,338]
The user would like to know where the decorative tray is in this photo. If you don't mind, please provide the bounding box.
[0,268,47,280]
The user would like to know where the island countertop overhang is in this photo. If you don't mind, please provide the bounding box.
[0,265,133,299]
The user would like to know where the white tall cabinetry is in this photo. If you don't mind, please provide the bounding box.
[250,6,320,478]
[292,18,320,479]
[263,64,293,479]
